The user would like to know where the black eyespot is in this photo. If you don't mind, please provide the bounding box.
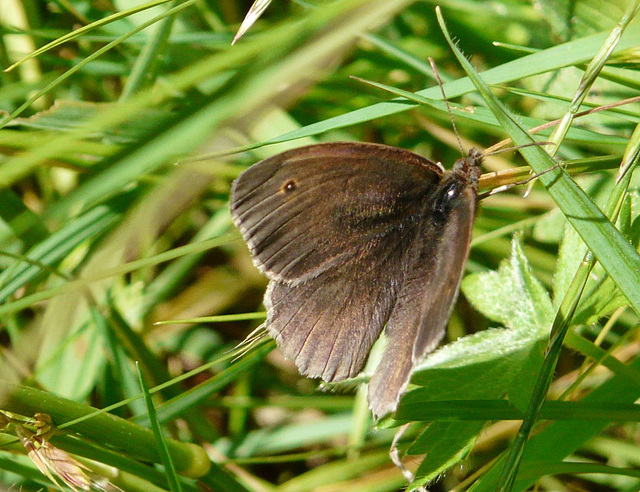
[282,180,297,193]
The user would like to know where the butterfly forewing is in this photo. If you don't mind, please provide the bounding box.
[230,143,443,284]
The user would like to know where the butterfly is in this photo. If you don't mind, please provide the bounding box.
[230,142,482,418]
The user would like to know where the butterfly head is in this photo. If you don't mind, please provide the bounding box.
[451,148,483,186]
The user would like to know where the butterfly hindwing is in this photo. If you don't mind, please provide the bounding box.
[264,256,402,382]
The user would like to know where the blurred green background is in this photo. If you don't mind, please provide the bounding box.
[1,0,640,490]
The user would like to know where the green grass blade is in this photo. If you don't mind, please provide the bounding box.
[262,27,640,145]
[137,362,183,492]
[436,8,640,320]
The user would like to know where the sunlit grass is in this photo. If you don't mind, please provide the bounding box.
[1,0,639,491]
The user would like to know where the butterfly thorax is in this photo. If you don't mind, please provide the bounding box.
[432,149,482,220]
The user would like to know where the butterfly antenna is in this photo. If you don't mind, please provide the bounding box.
[484,140,555,156]
[429,57,464,156]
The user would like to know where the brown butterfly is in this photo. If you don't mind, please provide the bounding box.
[230,142,481,418]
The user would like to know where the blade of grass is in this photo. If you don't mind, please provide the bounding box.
[0,0,195,129]
[0,380,211,478]
[132,338,275,427]
[350,76,626,147]
[51,433,198,490]
[436,6,640,332]
[137,362,183,492]
[0,195,133,302]
[0,5,269,186]
[258,27,640,147]
[154,312,267,325]
[395,399,640,422]
[3,0,174,72]
[436,4,640,491]
[496,2,640,488]
[468,352,640,491]
[233,0,274,44]
[518,461,640,481]
[0,233,239,318]
[0,188,49,247]
[120,0,180,100]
